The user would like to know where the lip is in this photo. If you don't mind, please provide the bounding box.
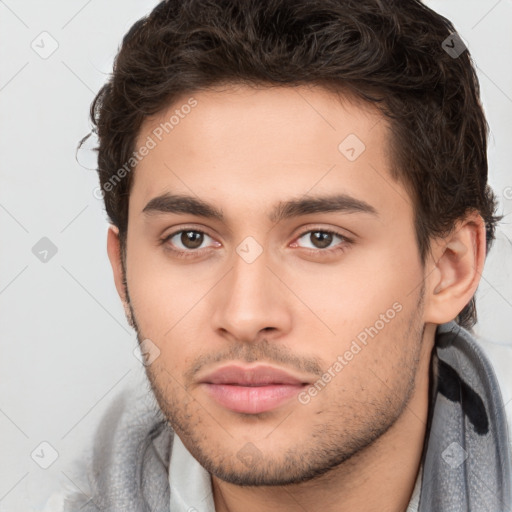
[199,365,308,386]
[199,364,310,414]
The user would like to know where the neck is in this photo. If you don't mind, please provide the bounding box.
[212,325,436,512]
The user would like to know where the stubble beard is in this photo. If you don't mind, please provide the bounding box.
[123,269,426,486]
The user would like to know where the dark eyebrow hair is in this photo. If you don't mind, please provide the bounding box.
[270,194,378,222]
[142,193,378,222]
[143,194,224,220]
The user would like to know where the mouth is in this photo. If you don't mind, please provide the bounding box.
[198,364,310,414]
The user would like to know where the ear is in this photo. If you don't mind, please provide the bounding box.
[107,225,134,328]
[423,211,487,325]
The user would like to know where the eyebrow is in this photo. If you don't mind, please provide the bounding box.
[142,192,378,222]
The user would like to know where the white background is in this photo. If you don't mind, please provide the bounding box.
[0,1,511,510]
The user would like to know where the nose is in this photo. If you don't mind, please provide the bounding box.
[210,245,293,344]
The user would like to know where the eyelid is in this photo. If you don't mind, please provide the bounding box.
[161,223,216,240]
[292,224,354,243]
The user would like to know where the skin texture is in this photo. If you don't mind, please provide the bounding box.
[107,84,486,512]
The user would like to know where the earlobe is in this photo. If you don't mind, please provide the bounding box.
[424,213,486,324]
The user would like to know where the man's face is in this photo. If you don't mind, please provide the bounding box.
[121,84,429,485]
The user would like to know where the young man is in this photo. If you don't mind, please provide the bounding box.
[63,0,512,510]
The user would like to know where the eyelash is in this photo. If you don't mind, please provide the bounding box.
[161,227,352,259]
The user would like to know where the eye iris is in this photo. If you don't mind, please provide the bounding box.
[181,231,203,249]
[311,231,332,249]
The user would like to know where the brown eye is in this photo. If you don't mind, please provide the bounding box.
[309,231,333,249]
[165,229,214,251]
[296,230,344,250]
[180,230,204,249]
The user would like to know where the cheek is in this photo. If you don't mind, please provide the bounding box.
[298,253,423,386]
[295,242,421,336]
[126,242,210,330]
[125,248,220,375]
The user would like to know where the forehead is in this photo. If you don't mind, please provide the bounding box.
[130,84,410,223]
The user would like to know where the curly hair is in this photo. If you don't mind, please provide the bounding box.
[86,0,501,330]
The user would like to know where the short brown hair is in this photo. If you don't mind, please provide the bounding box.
[86,0,501,329]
